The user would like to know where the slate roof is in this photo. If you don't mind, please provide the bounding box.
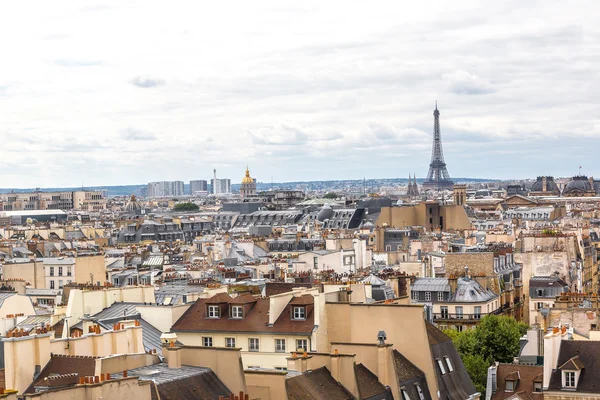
[70,302,164,355]
[171,294,315,335]
[490,364,543,400]
[112,363,231,400]
[285,366,354,400]
[354,363,393,400]
[548,340,600,392]
[426,322,478,400]
[392,350,431,400]
[24,354,98,394]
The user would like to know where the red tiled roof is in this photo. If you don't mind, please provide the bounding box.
[491,364,543,400]
[172,295,315,335]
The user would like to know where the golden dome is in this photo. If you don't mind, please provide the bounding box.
[241,167,254,184]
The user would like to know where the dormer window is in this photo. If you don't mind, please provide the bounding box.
[208,305,220,318]
[292,307,306,320]
[505,379,515,391]
[444,357,454,372]
[231,306,243,319]
[564,371,576,388]
[436,359,446,375]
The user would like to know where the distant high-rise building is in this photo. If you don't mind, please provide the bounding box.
[147,181,185,197]
[423,104,454,191]
[190,180,208,195]
[211,178,231,195]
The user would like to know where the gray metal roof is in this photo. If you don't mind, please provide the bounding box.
[412,278,451,293]
[0,292,16,307]
[452,278,498,302]
[70,302,164,355]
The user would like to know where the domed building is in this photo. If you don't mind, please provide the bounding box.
[563,176,597,197]
[124,194,143,215]
[240,166,256,199]
[529,176,560,196]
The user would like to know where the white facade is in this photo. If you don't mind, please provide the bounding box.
[44,258,75,290]
[147,181,185,197]
[211,178,231,195]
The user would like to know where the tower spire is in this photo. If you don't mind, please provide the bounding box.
[423,104,453,191]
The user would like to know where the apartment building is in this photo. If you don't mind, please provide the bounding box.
[171,290,318,370]
[147,181,185,197]
[189,179,208,194]
[0,191,106,211]
[211,178,231,195]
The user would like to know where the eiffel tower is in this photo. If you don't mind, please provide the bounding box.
[423,103,454,190]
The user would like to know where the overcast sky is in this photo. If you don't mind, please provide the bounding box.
[1,0,599,188]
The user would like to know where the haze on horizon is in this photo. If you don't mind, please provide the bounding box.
[0,0,598,188]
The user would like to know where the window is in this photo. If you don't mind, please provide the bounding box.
[474,306,481,319]
[50,280,55,289]
[385,245,391,252]
[208,305,220,318]
[455,325,464,332]
[564,371,576,387]
[296,339,308,351]
[505,380,514,391]
[293,307,306,320]
[313,257,318,269]
[437,359,446,374]
[416,384,425,400]
[230,305,243,319]
[444,357,454,372]
[275,339,286,352]
[437,292,444,301]
[113,277,119,286]
[537,302,543,310]
[533,382,542,392]
[202,337,213,347]
[274,367,288,371]
[58,267,63,276]
[58,280,64,289]
[425,292,431,301]
[49,267,55,276]
[67,266,72,276]
[455,306,463,318]
[249,338,260,352]
[225,337,236,348]
[412,291,419,301]
[402,389,411,400]
[440,306,448,318]
[127,277,134,285]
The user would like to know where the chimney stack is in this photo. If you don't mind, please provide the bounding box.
[167,341,182,369]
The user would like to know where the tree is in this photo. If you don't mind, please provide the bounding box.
[444,315,528,396]
[173,202,199,211]
[323,192,338,199]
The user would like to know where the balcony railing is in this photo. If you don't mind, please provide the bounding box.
[432,309,503,321]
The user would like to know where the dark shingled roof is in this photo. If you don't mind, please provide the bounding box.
[490,364,543,400]
[354,363,393,400]
[228,292,257,304]
[172,294,315,335]
[205,292,232,304]
[285,366,354,399]
[392,350,432,400]
[426,322,477,400]
[559,355,584,370]
[266,282,313,297]
[549,341,600,392]
[24,354,98,394]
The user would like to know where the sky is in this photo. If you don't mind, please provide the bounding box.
[0,0,599,187]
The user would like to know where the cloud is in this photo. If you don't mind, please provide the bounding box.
[122,128,156,141]
[55,59,103,67]
[130,76,166,88]
[442,70,495,95]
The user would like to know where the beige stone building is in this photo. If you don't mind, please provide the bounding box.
[0,191,106,212]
